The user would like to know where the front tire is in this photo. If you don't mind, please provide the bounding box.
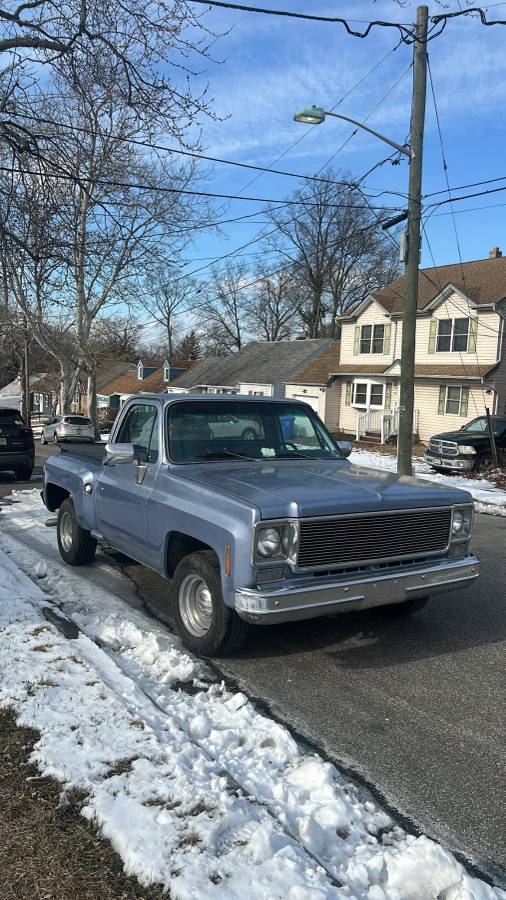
[40,432,46,445]
[475,453,493,473]
[172,550,248,656]
[53,432,59,444]
[376,596,430,617]
[14,465,33,481]
[242,428,257,441]
[57,498,97,566]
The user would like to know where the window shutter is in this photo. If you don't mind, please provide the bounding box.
[438,384,446,415]
[345,382,352,406]
[384,383,392,410]
[384,324,391,355]
[468,317,478,353]
[353,326,360,355]
[460,386,469,417]
[428,319,437,354]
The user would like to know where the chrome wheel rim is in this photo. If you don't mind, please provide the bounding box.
[178,574,213,637]
[60,511,73,552]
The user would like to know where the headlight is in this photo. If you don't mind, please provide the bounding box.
[257,527,282,557]
[458,445,476,455]
[254,521,299,562]
[451,506,473,539]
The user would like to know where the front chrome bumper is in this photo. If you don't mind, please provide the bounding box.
[235,556,479,624]
[425,454,475,471]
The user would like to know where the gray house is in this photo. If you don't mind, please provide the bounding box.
[168,340,334,397]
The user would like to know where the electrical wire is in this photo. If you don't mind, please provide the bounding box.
[188,1,418,42]
[0,164,400,211]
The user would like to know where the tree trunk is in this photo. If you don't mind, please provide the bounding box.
[87,368,98,440]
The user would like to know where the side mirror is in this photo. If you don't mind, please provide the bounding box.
[335,439,352,458]
[104,442,134,464]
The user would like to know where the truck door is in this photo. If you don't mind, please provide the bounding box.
[96,401,160,563]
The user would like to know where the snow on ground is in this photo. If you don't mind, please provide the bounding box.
[350,450,506,517]
[0,490,504,899]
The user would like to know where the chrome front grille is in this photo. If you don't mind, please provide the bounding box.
[428,439,458,457]
[297,507,452,570]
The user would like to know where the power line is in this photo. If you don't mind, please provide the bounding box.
[0,164,400,211]
[5,110,385,192]
[427,55,466,286]
[424,174,506,199]
[189,1,418,42]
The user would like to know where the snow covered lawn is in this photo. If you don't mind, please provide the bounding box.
[350,450,506,517]
[0,490,504,899]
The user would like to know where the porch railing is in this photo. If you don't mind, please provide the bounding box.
[356,408,419,443]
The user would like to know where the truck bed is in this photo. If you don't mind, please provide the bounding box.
[58,442,106,462]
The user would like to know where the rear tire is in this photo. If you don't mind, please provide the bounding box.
[376,596,430,617]
[57,498,97,566]
[14,465,33,481]
[172,550,248,656]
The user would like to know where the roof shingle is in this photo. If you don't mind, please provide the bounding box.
[372,255,506,313]
[285,343,340,384]
[169,340,332,389]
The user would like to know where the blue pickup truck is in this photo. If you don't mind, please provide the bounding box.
[43,394,479,655]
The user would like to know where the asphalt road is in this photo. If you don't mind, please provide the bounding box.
[1,445,505,885]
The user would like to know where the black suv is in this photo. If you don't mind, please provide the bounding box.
[425,415,506,474]
[0,407,35,480]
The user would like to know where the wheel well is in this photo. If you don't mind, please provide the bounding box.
[165,532,216,579]
[45,483,70,512]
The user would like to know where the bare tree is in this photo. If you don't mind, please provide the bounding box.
[0,0,220,153]
[248,268,298,342]
[264,171,400,338]
[199,264,249,355]
[139,269,198,358]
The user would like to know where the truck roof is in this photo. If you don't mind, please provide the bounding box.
[134,392,311,406]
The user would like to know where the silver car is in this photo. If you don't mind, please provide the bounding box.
[41,415,95,444]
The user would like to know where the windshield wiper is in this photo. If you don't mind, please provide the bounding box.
[196,448,257,461]
[275,451,318,460]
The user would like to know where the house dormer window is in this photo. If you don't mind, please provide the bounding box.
[137,362,143,380]
[354,323,390,355]
[436,318,469,352]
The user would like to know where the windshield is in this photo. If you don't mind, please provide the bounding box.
[461,416,506,435]
[167,400,341,463]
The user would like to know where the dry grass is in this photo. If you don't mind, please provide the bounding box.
[0,709,168,900]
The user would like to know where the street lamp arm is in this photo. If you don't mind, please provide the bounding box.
[323,111,414,159]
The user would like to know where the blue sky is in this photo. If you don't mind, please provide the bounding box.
[158,1,506,316]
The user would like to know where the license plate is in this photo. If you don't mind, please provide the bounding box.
[76,429,82,434]
[0,437,6,445]
[428,456,442,465]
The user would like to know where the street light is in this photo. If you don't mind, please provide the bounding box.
[292,7,428,479]
[293,106,414,158]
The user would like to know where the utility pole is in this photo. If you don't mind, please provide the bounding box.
[397,5,428,476]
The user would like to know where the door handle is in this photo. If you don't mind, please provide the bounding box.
[135,464,149,485]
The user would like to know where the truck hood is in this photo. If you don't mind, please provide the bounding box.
[180,459,471,519]
[430,429,491,445]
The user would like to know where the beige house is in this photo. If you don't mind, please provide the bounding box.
[330,250,506,444]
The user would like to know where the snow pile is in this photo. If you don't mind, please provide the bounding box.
[350,450,506,516]
[0,493,505,898]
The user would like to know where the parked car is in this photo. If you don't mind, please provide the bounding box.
[208,413,262,441]
[43,395,479,656]
[0,407,34,480]
[425,415,506,473]
[41,415,95,444]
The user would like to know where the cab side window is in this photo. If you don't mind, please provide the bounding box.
[115,404,159,463]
